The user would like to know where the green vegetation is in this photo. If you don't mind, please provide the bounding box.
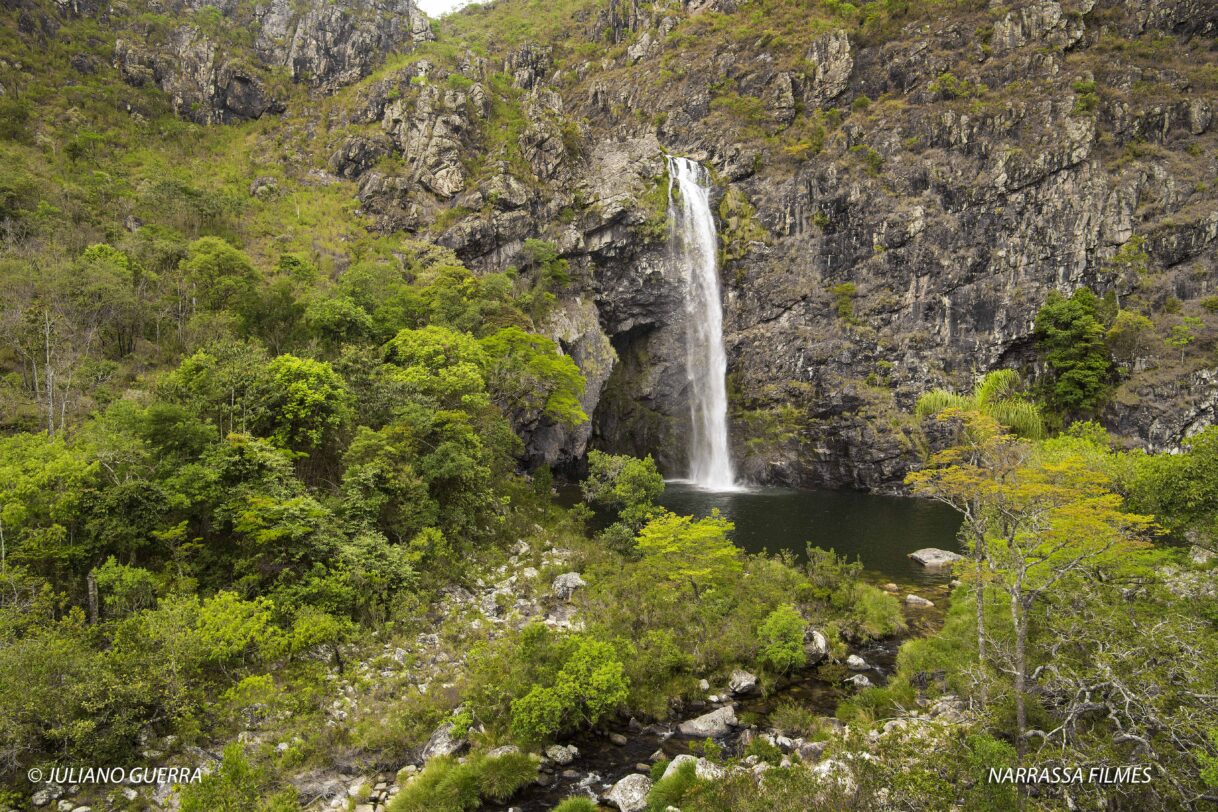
[387,752,540,811]
[915,369,1045,439]
[3,0,1217,807]
[899,413,1218,810]
[1034,287,1114,417]
[757,603,808,674]
[829,281,858,320]
[929,71,986,99]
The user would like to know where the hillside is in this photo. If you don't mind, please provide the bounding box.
[1,0,1218,809]
[3,0,1218,488]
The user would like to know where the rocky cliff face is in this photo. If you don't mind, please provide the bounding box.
[395,0,1218,488]
[62,0,1218,487]
[113,0,432,123]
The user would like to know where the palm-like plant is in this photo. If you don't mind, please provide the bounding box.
[915,369,1045,439]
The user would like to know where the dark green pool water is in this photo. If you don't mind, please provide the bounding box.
[658,482,963,585]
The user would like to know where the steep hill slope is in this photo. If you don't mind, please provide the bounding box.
[2,0,1217,488]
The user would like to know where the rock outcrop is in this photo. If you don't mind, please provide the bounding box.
[111,0,432,123]
[677,704,737,737]
[909,548,965,568]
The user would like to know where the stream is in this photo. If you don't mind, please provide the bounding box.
[495,485,963,810]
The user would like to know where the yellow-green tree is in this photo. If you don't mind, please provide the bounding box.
[986,453,1152,758]
[634,510,742,600]
[907,409,1027,707]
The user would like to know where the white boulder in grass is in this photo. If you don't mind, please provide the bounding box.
[605,773,652,812]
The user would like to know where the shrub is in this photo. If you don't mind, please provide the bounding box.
[830,282,857,320]
[769,700,821,738]
[757,603,808,674]
[849,145,884,176]
[390,753,532,812]
[1071,79,1100,115]
[476,751,540,801]
[744,735,784,764]
[646,758,699,810]
[509,636,629,743]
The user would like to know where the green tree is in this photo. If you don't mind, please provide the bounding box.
[757,603,808,674]
[1105,309,1155,367]
[634,511,743,600]
[1165,316,1204,363]
[1034,288,1112,416]
[0,433,97,581]
[509,636,629,743]
[1129,426,1218,551]
[179,237,259,313]
[478,327,586,429]
[73,244,144,357]
[252,354,352,454]
[384,325,489,410]
[581,451,665,528]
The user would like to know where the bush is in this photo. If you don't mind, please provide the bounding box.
[744,735,784,764]
[179,743,297,811]
[829,282,857,320]
[476,751,540,802]
[510,637,629,743]
[757,604,808,674]
[389,752,538,811]
[769,700,822,739]
[844,584,906,640]
[646,758,699,810]
[1034,287,1112,416]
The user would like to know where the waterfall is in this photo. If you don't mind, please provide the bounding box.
[666,155,739,491]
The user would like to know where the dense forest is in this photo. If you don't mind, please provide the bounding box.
[1,0,1217,808]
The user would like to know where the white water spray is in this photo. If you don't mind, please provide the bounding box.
[666,155,739,491]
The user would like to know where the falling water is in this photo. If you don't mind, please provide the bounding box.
[666,155,738,491]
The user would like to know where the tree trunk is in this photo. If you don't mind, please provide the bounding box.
[1012,587,1028,811]
[1012,591,1027,752]
[975,549,988,707]
[86,569,99,624]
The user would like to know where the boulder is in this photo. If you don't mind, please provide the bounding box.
[605,773,652,812]
[728,669,758,695]
[908,548,964,568]
[905,594,935,608]
[804,628,830,664]
[545,744,576,765]
[796,740,828,762]
[845,654,869,671]
[420,721,468,762]
[694,757,725,780]
[677,705,737,737]
[488,744,522,758]
[609,732,629,746]
[844,674,873,689]
[661,753,696,780]
[552,572,587,600]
